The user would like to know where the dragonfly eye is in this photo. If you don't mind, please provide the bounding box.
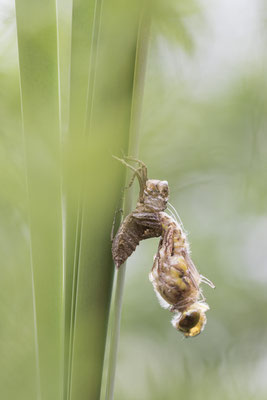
[178,311,200,332]
[159,181,169,197]
[172,305,208,337]
[145,182,156,194]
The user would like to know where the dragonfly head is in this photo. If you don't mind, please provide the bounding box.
[142,179,169,212]
[172,302,209,337]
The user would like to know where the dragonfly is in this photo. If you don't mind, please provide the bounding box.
[112,156,214,337]
[150,211,214,337]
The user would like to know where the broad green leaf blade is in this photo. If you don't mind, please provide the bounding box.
[55,0,73,397]
[56,0,72,136]
[15,1,64,399]
[104,10,152,400]
[67,0,144,399]
[0,14,38,397]
[64,0,102,398]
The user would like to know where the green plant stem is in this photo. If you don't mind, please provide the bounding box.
[104,10,151,400]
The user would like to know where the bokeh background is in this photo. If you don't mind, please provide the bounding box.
[1,0,267,399]
[116,1,267,399]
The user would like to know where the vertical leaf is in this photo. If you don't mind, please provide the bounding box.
[104,9,151,400]
[67,0,144,399]
[15,1,64,399]
[0,7,37,396]
[14,0,148,398]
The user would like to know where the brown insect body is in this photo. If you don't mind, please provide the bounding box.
[112,157,214,337]
[150,212,211,337]
[112,210,162,268]
[150,212,200,311]
[112,157,169,268]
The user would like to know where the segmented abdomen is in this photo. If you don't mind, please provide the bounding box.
[150,212,200,311]
[112,214,140,268]
[112,212,162,268]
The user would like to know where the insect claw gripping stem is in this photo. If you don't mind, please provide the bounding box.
[112,155,137,174]
[110,209,123,242]
[112,155,147,201]
[123,155,147,171]
[123,156,148,191]
[124,172,137,191]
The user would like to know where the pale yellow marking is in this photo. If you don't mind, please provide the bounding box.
[177,257,188,272]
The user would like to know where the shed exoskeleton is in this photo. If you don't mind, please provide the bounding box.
[112,156,169,268]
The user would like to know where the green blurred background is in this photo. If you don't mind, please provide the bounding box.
[1,0,267,399]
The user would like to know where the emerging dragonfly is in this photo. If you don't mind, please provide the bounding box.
[150,212,214,337]
[112,156,214,337]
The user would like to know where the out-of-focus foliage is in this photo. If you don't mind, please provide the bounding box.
[1,0,143,398]
[151,0,202,52]
[0,3,37,399]
[115,1,267,400]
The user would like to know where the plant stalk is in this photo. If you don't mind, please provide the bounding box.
[104,9,151,400]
